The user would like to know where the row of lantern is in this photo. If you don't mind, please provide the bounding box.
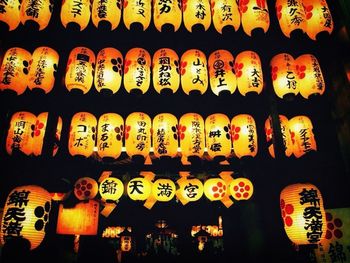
[0,0,333,40]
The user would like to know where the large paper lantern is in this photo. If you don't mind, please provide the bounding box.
[0,185,51,250]
[65,47,95,94]
[231,114,258,159]
[153,0,182,32]
[152,48,180,94]
[235,50,263,96]
[177,178,204,202]
[208,49,237,96]
[295,54,325,99]
[124,48,151,94]
[280,183,326,245]
[127,177,152,201]
[74,177,99,201]
[180,49,208,95]
[20,0,53,30]
[28,46,59,94]
[0,0,21,31]
[99,177,124,202]
[92,0,122,30]
[123,0,151,30]
[183,0,211,32]
[211,0,240,34]
[68,112,97,158]
[0,47,31,95]
[152,179,176,202]
[203,178,227,201]
[60,0,91,31]
[229,177,253,200]
[239,0,270,36]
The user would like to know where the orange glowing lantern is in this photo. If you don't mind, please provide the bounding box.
[127,177,152,201]
[120,229,132,252]
[0,0,21,31]
[20,0,53,30]
[31,112,48,156]
[152,179,176,202]
[180,49,208,95]
[74,177,99,201]
[229,177,253,200]
[99,177,124,202]
[239,0,270,36]
[92,0,122,30]
[203,178,228,201]
[68,112,97,158]
[123,0,151,30]
[280,183,326,245]
[60,0,91,31]
[153,0,182,32]
[0,185,51,250]
[183,0,211,32]
[177,178,204,202]
[211,0,240,34]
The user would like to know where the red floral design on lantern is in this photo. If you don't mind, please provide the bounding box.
[180,61,187,75]
[325,212,344,240]
[75,179,93,198]
[182,0,187,12]
[290,130,295,144]
[276,5,282,20]
[304,5,313,20]
[232,180,251,199]
[234,62,244,78]
[230,124,241,141]
[124,125,131,140]
[31,120,45,137]
[211,181,227,198]
[271,66,278,81]
[239,0,249,14]
[177,124,186,140]
[280,199,294,227]
[296,64,306,79]
[265,126,273,142]
[124,60,131,74]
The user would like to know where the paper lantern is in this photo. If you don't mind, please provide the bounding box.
[203,178,227,201]
[235,50,263,96]
[304,0,333,40]
[239,0,270,36]
[99,177,124,202]
[97,113,124,159]
[123,0,151,30]
[123,48,151,94]
[28,46,59,94]
[280,183,326,245]
[53,116,63,156]
[205,113,232,160]
[177,178,204,202]
[127,177,152,201]
[0,0,21,31]
[20,0,53,30]
[68,112,97,157]
[180,49,208,95]
[60,0,91,31]
[208,49,237,96]
[65,47,95,94]
[92,0,122,30]
[229,177,253,200]
[152,179,176,202]
[121,234,132,252]
[152,113,178,158]
[270,53,299,99]
[295,54,325,99]
[74,177,99,201]
[211,0,240,34]
[153,0,182,32]
[288,115,317,158]
[183,0,211,32]
[0,47,31,95]
[0,185,51,250]
[152,48,180,94]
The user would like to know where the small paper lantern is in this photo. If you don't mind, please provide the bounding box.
[60,0,91,31]
[65,47,95,94]
[235,50,263,96]
[152,48,180,94]
[304,0,333,40]
[123,0,151,30]
[0,47,31,95]
[178,178,204,202]
[295,54,325,99]
[183,0,211,32]
[211,0,240,34]
[270,53,299,99]
[20,0,53,30]
[153,0,182,32]
[53,116,63,157]
[127,177,152,201]
[152,179,176,202]
[205,113,231,160]
[97,113,124,159]
[28,46,59,94]
[0,185,51,250]
[231,114,258,159]
[203,178,227,201]
[180,49,208,95]
[68,112,97,158]
[239,0,270,36]
[99,177,124,202]
[280,183,326,245]
[229,177,253,200]
[0,0,21,31]
[121,234,132,252]
[74,177,99,201]
[32,112,48,156]
[288,115,317,158]
[123,48,151,94]
[208,49,237,96]
[92,0,122,30]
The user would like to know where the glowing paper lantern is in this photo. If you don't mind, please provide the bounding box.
[127,177,152,201]
[20,0,53,30]
[229,177,253,200]
[280,183,326,245]
[231,114,258,159]
[65,47,95,94]
[183,0,211,32]
[68,112,97,157]
[32,112,48,156]
[123,0,151,30]
[211,0,240,34]
[239,0,270,36]
[152,48,180,94]
[120,233,132,252]
[0,185,51,250]
[92,0,122,30]
[153,0,182,32]
[0,0,21,31]
[60,0,91,31]
[208,49,237,96]
[177,178,204,202]
[152,179,176,202]
[99,177,124,202]
[203,178,227,201]
[28,46,59,94]
[0,47,31,95]
[124,48,151,94]
[74,177,99,201]
[180,49,208,95]
[235,50,263,96]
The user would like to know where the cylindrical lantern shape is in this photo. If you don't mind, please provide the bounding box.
[68,112,97,157]
[92,0,122,30]
[95,48,123,94]
[125,112,151,159]
[271,53,299,99]
[32,112,48,156]
[152,48,180,94]
[231,114,258,158]
[123,0,151,30]
[152,113,178,158]
[229,177,253,200]
[20,0,53,30]
[153,0,182,32]
[74,177,99,200]
[180,49,208,95]
[0,47,31,95]
[205,113,231,160]
[0,185,51,250]
[280,183,326,245]
[127,177,152,201]
[28,46,59,94]
[0,0,21,31]
[239,0,270,36]
[204,178,227,201]
[183,0,211,32]
[288,115,317,158]
[208,49,237,96]
[99,177,124,202]
[65,47,95,94]
[211,0,240,34]
[121,235,132,252]
[295,54,325,99]
[124,48,151,94]
[178,178,204,202]
[304,0,333,40]
[60,0,91,31]
[152,179,176,202]
[235,50,263,96]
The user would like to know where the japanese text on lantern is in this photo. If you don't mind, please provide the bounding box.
[158,0,171,14]
[195,0,207,20]
[1,48,17,85]
[99,123,109,151]
[288,0,304,26]
[250,52,262,89]
[136,0,146,17]
[97,0,108,18]
[34,49,48,86]
[71,0,84,17]
[321,4,332,28]
[192,118,202,154]
[25,0,41,18]
[311,55,323,91]
[213,51,227,89]
[11,113,27,151]
[136,120,147,151]
[284,53,297,90]
[75,51,89,83]
[158,49,171,88]
[136,50,147,87]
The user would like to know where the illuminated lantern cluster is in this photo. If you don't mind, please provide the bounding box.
[92,0,122,30]
[20,0,53,30]
[60,0,91,31]
[123,0,151,31]
[239,0,270,36]
[211,0,240,34]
